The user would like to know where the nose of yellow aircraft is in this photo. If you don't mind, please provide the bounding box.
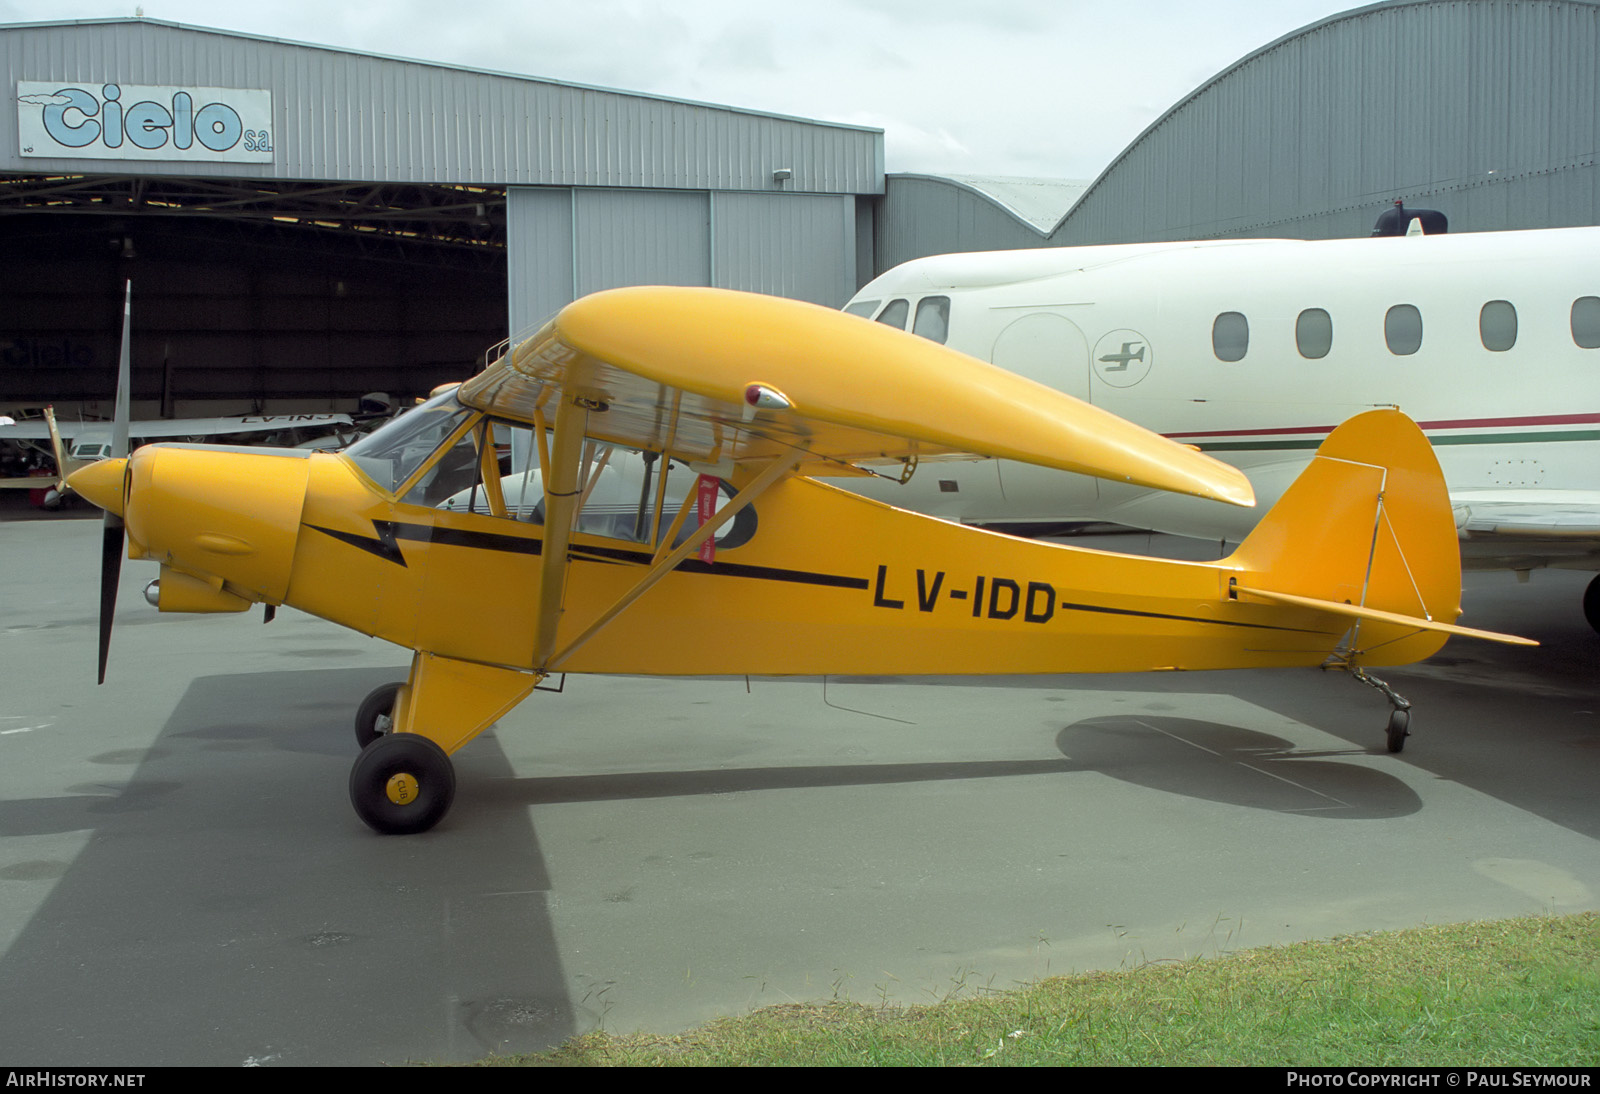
[66,457,128,516]
[121,446,314,604]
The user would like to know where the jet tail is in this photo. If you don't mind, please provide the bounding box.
[1223,408,1532,665]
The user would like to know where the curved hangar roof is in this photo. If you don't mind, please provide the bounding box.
[0,17,883,194]
[881,0,1600,263]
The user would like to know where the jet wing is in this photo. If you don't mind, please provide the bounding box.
[1452,490,1600,538]
[457,286,1255,507]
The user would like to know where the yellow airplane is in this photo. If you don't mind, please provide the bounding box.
[67,286,1530,835]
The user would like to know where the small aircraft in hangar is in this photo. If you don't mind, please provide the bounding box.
[68,285,1529,834]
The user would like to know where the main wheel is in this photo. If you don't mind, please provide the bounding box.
[349,733,456,835]
[1584,574,1600,635]
[1386,709,1411,753]
[354,682,402,748]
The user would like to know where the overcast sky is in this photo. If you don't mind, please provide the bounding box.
[3,0,1366,179]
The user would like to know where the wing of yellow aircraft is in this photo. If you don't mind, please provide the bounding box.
[65,286,1529,835]
[463,286,1256,505]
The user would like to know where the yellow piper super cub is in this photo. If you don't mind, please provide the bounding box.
[69,285,1530,835]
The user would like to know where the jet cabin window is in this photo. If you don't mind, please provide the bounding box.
[1295,309,1333,359]
[1212,312,1249,362]
[1384,305,1423,355]
[1479,301,1518,352]
[1571,296,1600,349]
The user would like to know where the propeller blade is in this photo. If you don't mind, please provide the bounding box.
[97,281,133,684]
[112,282,131,459]
[97,512,124,685]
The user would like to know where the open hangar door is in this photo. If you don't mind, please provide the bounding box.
[1,176,508,419]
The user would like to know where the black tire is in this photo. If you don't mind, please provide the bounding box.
[354,682,402,749]
[1386,709,1410,753]
[349,734,456,835]
[1584,574,1600,636]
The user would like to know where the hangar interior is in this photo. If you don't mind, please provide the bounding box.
[2,177,508,413]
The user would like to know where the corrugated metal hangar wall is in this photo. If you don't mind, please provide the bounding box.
[506,186,862,344]
[877,0,1600,271]
[1,19,881,414]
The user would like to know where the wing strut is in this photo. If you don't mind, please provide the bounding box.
[531,395,591,668]
[544,447,806,672]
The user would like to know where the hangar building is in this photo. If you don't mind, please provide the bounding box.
[1,18,881,414]
[878,0,1600,269]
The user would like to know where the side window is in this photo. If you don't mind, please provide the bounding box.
[843,298,879,318]
[875,298,910,330]
[1295,308,1333,359]
[1571,296,1600,349]
[569,446,757,549]
[1479,301,1517,352]
[912,296,951,344]
[1212,312,1248,362]
[1385,304,1423,355]
[431,420,540,520]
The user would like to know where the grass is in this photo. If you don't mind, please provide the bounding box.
[474,912,1599,1066]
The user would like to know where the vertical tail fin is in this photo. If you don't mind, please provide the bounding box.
[1223,409,1508,665]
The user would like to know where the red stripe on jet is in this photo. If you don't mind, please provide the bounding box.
[1163,411,1600,441]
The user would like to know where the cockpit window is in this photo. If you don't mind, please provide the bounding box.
[875,298,910,330]
[402,420,488,508]
[345,390,474,493]
[912,296,950,344]
[843,299,880,318]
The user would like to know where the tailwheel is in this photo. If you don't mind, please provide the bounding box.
[354,682,402,748]
[1349,666,1414,754]
[1386,709,1411,753]
[349,733,456,835]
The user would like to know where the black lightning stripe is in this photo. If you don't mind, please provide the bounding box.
[1056,599,1337,635]
[307,522,408,566]
[306,520,868,590]
[569,542,870,589]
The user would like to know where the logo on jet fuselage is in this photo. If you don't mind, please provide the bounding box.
[1091,329,1152,388]
[1098,343,1144,370]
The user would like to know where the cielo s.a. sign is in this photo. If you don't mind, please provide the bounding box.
[17,81,274,163]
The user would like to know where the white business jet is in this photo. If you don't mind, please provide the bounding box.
[840,226,1600,629]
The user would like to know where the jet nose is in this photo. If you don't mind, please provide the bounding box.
[65,457,127,516]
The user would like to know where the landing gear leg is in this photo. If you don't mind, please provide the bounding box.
[1352,667,1412,753]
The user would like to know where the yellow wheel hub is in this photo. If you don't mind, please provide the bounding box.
[385,772,420,805]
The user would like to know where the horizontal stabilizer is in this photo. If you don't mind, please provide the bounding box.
[1233,585,1536,647]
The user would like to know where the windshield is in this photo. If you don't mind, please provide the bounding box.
[344,391,474,493]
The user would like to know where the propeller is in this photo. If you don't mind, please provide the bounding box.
[97,281,132,685]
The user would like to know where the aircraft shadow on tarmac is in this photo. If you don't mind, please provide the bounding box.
[476,718,1417,821]
[0,666,578,1066]
[1055,716,1420,819]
